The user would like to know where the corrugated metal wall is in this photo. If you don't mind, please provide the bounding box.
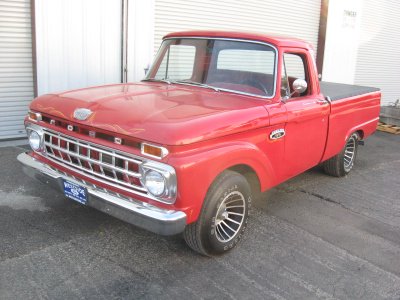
[35,0,122,96]
[0,0,34,139]
[126,0,154,82]
[154,0,321,53]
[354,0,400,106]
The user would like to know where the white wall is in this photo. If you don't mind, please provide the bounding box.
[154,0,321,54]
[35,0,122,95]
[126,0,155,82]
[323,0,400,106]
[354,0,400,106]
[322,0,363,83]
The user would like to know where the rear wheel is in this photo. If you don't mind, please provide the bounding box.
[323,132,359,177]
[183,170,251,256]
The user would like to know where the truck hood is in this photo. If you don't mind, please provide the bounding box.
[30,83,270,145]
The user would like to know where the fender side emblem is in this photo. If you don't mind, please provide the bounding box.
[270,128,285,140]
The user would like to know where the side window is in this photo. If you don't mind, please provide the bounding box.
[155,45,196,80]
[281,62,290,98]
[283,53,308,97]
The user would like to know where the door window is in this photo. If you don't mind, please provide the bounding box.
[281,53,308,98]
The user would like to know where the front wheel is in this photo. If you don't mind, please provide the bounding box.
[323,132,359,177]
[183,170,251,256]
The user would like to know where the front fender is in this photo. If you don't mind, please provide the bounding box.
[167,133,282,223]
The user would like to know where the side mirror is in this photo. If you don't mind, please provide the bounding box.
[292,78,307,94]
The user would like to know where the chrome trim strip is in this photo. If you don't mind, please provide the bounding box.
[45,152,147,192]
[44,129,142,164]
[44,153,149,195]
[150,37,279,100]
[43,141,141,178]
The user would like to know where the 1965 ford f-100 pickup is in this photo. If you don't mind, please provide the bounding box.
[18,31,380,255]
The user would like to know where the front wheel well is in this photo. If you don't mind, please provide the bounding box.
[356,130,364,139]
[228,164,261,198]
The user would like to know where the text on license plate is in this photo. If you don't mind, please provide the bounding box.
[63,180,87,205]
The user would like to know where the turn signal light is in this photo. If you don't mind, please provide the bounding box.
[28,111,42,122]
[141,143,168,159]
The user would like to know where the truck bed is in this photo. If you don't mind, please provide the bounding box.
[320,81,380,101]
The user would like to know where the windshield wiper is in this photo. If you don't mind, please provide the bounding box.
[142,78,220,92]
[173,80,220,92]
[141,78,172,84]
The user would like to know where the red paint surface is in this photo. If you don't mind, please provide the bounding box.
[28,32,381,224]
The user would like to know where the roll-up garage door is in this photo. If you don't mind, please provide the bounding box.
[0,0,34,140]
[154,0,321,53]
[354,0,400,106]
[35,0,122,96]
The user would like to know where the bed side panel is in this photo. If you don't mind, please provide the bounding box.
[321,91,381,161]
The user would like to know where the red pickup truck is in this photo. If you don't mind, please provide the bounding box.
[18,31,380,255]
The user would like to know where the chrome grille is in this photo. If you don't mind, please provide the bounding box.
[43,129,147,195]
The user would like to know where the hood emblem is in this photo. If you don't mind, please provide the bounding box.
[270,128,285,140]
[73,108,92,121]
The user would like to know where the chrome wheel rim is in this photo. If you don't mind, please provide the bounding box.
[214,191,246,243]
[344,136,356,172]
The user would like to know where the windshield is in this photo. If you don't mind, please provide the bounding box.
[144,38,277,97]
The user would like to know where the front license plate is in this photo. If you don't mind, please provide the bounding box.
[63,180,87,205]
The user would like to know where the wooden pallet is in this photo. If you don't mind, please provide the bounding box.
[377,122,400,134]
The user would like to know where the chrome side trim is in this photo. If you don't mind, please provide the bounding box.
[17,152,186,235]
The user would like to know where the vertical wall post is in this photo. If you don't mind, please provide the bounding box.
[30,0,38,97]
[121,0,129,83]
[316,0,329,79]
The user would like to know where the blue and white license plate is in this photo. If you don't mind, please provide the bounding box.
[63,180,87,205]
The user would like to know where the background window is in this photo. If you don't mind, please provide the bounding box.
[155,45,196,80]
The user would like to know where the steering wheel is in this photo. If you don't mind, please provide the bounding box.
[242,79,270,96]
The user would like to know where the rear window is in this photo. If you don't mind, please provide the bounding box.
[217,49,275,74]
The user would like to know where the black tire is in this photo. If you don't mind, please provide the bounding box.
[323,132,359,177]
[183,170,251,256]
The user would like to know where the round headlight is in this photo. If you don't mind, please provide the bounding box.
[144,170,165,197]
[29,130,42,151]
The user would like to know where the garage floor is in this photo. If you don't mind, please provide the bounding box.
[1,131,399,299]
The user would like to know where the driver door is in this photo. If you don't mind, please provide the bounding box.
[281,49,330,178]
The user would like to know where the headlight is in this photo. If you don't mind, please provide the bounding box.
[28,130,42,151]
[143,170,166,197]
[140,162,177,204]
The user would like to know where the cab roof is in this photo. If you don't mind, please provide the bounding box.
[164,30,313,50]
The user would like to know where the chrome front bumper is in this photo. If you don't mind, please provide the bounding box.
[17,152,186,236]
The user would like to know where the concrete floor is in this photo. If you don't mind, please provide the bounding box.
[0,131,399,299]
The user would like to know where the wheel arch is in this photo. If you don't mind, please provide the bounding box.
[355,129,364,139]
[171,142,276,223]
[228,164,261,198]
